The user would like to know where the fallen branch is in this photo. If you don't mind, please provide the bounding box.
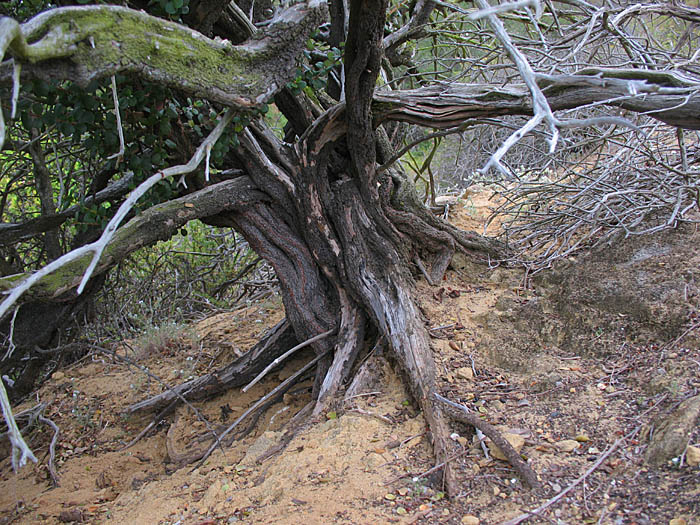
[121,397,181,451]
[37,414,60,486]
[500,427,640,525]
[0,376,36,470]
[348,407,393,424]
[255,400,315,464]
[128,319,295,413]
[434,393,541,489]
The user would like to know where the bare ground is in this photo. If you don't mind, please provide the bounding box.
[1,193,698,525]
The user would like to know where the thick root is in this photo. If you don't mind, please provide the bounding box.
[128,319,297,414]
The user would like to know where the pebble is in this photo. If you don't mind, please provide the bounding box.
[461,516,480,525]
[488,433,525,461]
[456,367,474,380]
[555,439,581,452]
[685,445,700,467]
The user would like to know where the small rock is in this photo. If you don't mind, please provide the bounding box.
[461,516,480,525]
[456,367,474,380]
[685,445,700,467]
[555,440,581,452]
[396,507,407,515]
[491,400,505,411]
[52,371,65,381]
[669,518,687,525]
[488,433,525,461]
[575,434,590,442]
[645,395,700,467]
[58,509,84,523]
[489,268,508,283]
[95,471,112,489]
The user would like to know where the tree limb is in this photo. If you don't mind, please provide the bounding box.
[0,177,265,303]
[0,2,325,108]
[374,71,700,130]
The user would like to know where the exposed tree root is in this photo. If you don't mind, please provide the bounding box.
[435,393,542,489]
[255,401,315,465]
[128,319,297,414]
[193,351,329,469]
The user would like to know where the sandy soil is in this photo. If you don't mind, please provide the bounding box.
[1,192,698,525]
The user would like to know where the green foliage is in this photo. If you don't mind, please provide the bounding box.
[287,40,343,94]
[147,0,190,19]
[0,0,51,20]
[88,220,275,342]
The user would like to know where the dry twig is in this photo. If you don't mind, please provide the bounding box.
[37,414,60,486]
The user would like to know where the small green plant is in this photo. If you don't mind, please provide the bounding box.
[132,321,198,360]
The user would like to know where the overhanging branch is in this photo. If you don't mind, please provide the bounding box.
[0,176,264,302]
[374,71,700,130]
[0,2,325,107]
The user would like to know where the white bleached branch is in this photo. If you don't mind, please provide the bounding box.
[106,76,125,164]
[0,380,37,471]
